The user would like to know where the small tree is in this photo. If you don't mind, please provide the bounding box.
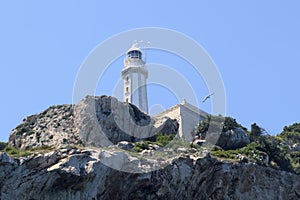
[250,123,263,142]
[193,115,210,139]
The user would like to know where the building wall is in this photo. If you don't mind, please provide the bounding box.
[122,60,148,114]
[130,73,147,113]
[155,102,207,142]
[155,104,181,135]
[179,105,206,141]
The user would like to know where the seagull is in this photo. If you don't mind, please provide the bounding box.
[202,92,215,103]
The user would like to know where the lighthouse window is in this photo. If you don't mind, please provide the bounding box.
[128,50,141,59]
[126,76,129,82]
[126,98,128,103]
[126,87,129,92]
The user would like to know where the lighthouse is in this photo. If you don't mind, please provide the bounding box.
[121,43,148,113]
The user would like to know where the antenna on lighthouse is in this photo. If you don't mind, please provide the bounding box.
[138,40,150,63]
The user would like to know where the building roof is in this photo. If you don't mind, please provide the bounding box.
[154,99,208,118]
[126,43,142,53]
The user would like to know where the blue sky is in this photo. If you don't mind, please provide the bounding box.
[1,1,300,141]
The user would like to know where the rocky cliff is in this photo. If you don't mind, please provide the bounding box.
[8,95,178,150]
[1,148,300,200]
[2,95,300,200]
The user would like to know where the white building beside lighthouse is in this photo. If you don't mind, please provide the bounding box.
[122,44,149,113]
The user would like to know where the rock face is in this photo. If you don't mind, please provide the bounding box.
[8,104,80,150]
[75,95,178,147]
[8,95,178,150]
[1,149,300,200]
[216,127,251,150]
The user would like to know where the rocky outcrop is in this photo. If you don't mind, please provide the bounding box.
[8,104,80,150]
[8,95,178,150]
[74,95,178,147]
[216,127,250,150]
[0,148,299,200]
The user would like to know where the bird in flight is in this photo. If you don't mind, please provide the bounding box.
[202,92,215,103]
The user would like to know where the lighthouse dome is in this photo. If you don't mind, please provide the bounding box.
[126,43,142,59]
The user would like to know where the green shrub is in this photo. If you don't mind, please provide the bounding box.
[0,142,8,151]
[193,115,247,139]
[155,133,175,146]
[279,123,300,142]
[131,133,179,152]
[256,136,293,171]
[3,145,53,157]
[211,149,237,159]
[280,131,300,142]
[32,145,53,151]
[283,123,300,133]
[290,151,300,174]
[132,141,150,152]
[4,146,22,156]
[209,134,296,172]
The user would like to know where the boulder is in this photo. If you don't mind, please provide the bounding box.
[216,127,250,150]
[117,141,134,150]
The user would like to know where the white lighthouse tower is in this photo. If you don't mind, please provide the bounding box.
[122,43,148,113]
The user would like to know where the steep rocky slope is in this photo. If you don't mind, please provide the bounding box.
[1,148,300,200]
[8,95,178,150]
